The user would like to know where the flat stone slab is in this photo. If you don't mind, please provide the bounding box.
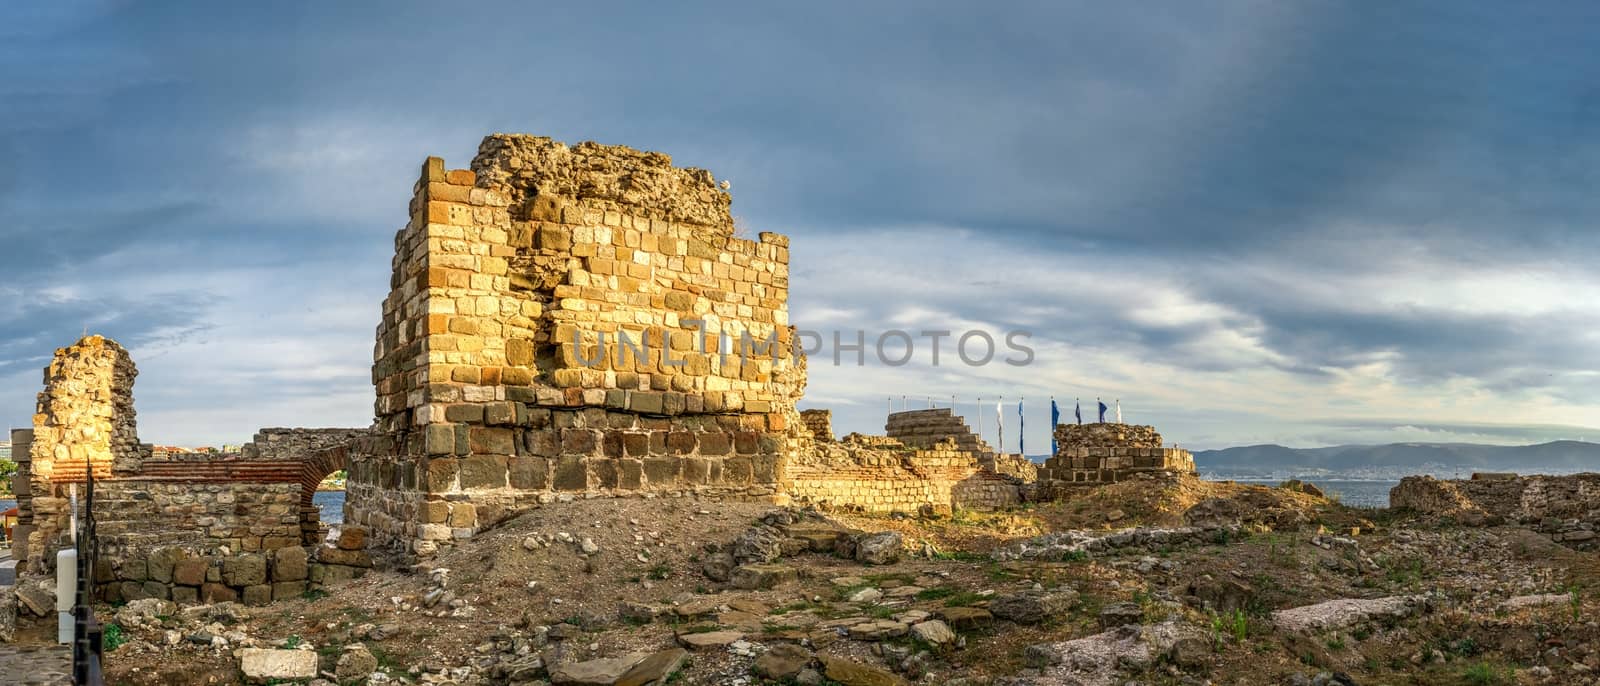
[549,652,650,685]
[677,630,745,650]
[616,648,689,686]
[1272,595,1428,633]
[240,648,319,680]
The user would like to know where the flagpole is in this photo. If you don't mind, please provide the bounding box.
[976,396,982,444]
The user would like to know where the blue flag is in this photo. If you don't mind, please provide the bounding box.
[1074,399,1082,425]
[1050,399,1060,455]
[1017,398,1024,455]
[1098,400,1108,423]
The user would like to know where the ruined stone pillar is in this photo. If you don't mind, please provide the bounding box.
[25,335,140,569]
[10,428,33,564]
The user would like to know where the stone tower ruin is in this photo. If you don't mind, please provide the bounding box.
[345,135,806,555]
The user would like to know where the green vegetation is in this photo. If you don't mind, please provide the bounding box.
[102,623,126,651]
[1461,660,1512,685]
[942,591,987,607]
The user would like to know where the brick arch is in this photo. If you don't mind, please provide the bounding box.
[297,444,350,544]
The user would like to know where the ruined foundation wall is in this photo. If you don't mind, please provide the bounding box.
[1391,473,1600,548]
[784,437,1019,513]
[347,135,803,556]
[15,336,373,607]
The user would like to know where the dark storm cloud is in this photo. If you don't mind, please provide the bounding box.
[1,1,1597,443]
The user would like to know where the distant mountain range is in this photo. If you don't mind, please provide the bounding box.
[1190,440,1600,479]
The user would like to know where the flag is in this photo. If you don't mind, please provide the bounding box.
[1074,399,1082,425]
[1050,398,1060,455]
[995,400,1004,453]
[1098,399,1108,423]
[1018,398,1025,456]
[1115,399,1122,424]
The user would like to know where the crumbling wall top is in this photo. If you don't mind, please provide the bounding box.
[471,134,735,231]
[1054,423,1163,449]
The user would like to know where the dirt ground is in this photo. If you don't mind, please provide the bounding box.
[54,478,1600,685]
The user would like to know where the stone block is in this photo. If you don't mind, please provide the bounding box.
[318,548,372,568]
[553,456,589,490]
[562,428,599,454]
[273,581,308,602]
[242,584,273,607]
[469,427,516,455]
[337,526,368,550]
[509,456,549,490]
[173,558,208,586]
[223,554,268,587]
[171,586,199,605]
[146,547,183,584]
[271,546,309,582]
[643,457,680,484]
[240,648,318,680]
[459,454,509,489]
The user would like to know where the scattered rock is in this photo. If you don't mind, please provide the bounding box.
[548,652,649,685]
[754,644,814,680]
[990,590,1075,624]
[616,648,688,686]
[910,619,956,646]
[1098,602,1144,629]
[855,532,903,565]
[335,644,379,683]
[730,563,798,590]
[935,607,994,631]
[819,654,910,686]
[677,630,744,650]
[239,648,317,681]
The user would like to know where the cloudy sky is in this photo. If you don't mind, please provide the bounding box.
[2,1,1598,451]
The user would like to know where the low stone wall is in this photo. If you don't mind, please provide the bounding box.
[1039,447,1195,484]
[1390,473,1600,548]
[1056,423,1163,449]
[785,438,1019,513]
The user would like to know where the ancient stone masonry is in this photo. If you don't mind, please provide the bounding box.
[783,435,1020,513]
[347,135,803,556]
[12,336,373,611]
[1037,423,1195,493]
[1390,473,1600,549]
[885,408,1036,481]
[800,409,833,442]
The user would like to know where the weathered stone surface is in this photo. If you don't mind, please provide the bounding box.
[910,619,956,646]
[754,644,813,680]
[855,532,902,565]
[239,648,318,680]
[172,558,208,587]
[271,546,309,582]
[818,654,910,686]
[223,554,267,587]
[676,630,744,650]
[730,564,798,590]
[335,644,379,682]
[615,648,689,686]
[1272,595,1430,634]
[935,606,994,630]
[1099,602,1144,629]
[550,652,649,684]
[990,590,1076,624]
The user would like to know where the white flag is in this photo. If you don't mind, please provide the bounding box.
[1115,400,1122,424]
[996,400,1004,451]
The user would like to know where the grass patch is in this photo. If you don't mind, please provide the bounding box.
[915,587,957,601]
[1461,660,1513,685]
[942,591,987,608]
